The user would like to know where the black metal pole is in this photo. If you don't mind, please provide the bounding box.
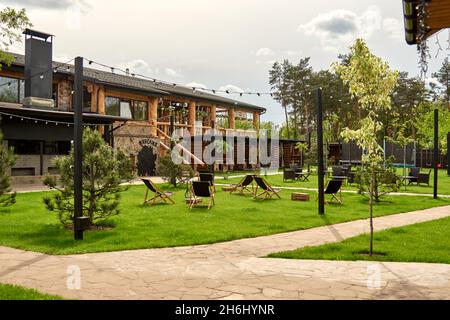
[433,108,439,199]
[211,120,215,175]
[447,132,450,177]
[169,113,176,186]
[317,88,325,215]
[74,56,84,240]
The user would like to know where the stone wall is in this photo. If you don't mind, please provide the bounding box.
[114,123,161,175]
[58,80,72,110]
[10,154,59,176]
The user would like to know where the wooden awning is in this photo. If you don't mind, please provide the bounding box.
[403,0,450,45]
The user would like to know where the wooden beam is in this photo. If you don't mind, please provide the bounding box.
[91,85,98,113]
[98,86,105,115]
[253,111,260,130]
[149,97,159,137]
[211,104,217,125]
[189,101,196,135]
[229,108,235,130]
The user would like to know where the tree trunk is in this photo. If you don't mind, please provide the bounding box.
[283,104,290,139]
[369,165,375,256]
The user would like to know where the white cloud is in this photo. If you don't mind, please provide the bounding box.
[255,47,275,57]
[383,18,404,41]
[3,0,91,11]
[118,59,158,75]
[165,67,182,78]
[218,84,244,93]
[186,82,207,90]
[297,5,382,52]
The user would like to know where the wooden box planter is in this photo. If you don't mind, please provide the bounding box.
[291,193,310,201]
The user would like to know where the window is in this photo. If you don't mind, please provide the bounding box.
[105,96,120,116]
[8,140,71,155]
[0,76,22,103]
[105,96,148,120]
[120,100,132,119]
[83,87,91,112]
[132,101,148,121]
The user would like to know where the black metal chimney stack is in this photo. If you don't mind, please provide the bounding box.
[23,29,54,107]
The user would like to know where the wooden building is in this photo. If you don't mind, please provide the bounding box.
[0,29,266,182]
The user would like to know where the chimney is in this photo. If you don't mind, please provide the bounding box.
[23,29,55,108]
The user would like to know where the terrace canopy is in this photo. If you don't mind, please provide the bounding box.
[403,0,450,45]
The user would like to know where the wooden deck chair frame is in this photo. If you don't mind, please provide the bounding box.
[253,176,282,200]
[142,179,175,205]
[230,175,255,195]
[189,181,216,210]
[319,179,343,205]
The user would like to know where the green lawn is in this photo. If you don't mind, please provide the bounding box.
[0,184,449,255]
[0,283,62,300]
[269,216,450,264]
[222,169,450,195]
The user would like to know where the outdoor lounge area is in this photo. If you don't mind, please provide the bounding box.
[3,0,450,307]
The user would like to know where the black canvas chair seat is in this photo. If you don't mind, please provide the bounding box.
[230,175,254,195]
[253,176,281,200]
[324,179,343,204]
[199,173,215,192]
[189,181,215,209]
[142,178,175,205]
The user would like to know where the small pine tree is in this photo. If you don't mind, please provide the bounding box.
[0,128,16,207]
[43,128,134,227]
[156,155,194,187]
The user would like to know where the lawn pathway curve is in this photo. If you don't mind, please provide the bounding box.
[1,205,450,300]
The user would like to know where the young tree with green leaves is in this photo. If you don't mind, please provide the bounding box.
[0,7,31,69]
[334,39,398,256]
[43,128,134,228]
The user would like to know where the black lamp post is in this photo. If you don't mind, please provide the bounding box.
[211,120,216,175]
[316,88,325,215]
[74,56,84,240]
[433,108,439,199]
[169,106,176,187]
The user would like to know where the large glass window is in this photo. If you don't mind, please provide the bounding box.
[83,87,91,112]
[120,100,132,119]
[132,101,148,121]
[105,96,120,116]
[0,76,21,103]
[105,96,148,120]
[8,140,71,155]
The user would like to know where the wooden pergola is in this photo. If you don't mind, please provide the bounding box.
[403,0,450,45]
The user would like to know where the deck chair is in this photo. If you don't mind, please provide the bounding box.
[142,178,175,205]
[283,169,296,182]
[189,181,215,209]
[253,176,281,200]
[324,179,343,204]
[199,173,215,192]
[229,174,255,195]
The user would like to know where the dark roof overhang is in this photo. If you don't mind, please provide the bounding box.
[0,103,128,124]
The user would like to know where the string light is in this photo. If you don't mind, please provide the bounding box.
[0,111,103,127]
[83,58,276,97]
[0,58,75,89]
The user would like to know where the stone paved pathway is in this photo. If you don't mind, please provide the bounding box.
[1,205,450,300]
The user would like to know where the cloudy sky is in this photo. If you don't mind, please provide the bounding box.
[2,0,448,124]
